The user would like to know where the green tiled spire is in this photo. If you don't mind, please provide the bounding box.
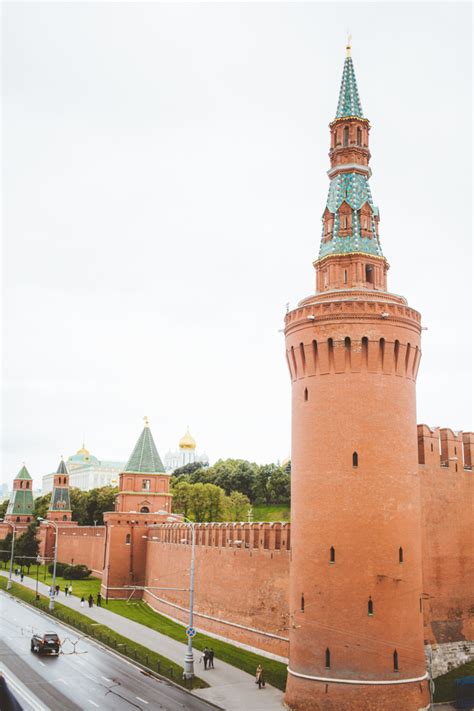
[124,421,165,474]
[16,465,32,481]
[6,466,34,517]
[335,54,364,119]
[49,459,71,512]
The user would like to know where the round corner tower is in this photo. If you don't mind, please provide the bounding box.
[284,45,430,711]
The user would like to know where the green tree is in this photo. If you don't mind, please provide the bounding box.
[189,483,208,522]
[267,469,291,503]
[0,532,12,568]
[172,481,194,519]
[202,483,227,522]
[0,500,8,519]
[226,491,251,522]
[15,522,39,571]
[34,492,51,520]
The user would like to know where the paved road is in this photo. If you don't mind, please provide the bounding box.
[0,591,219,711]
[1,571,284,711]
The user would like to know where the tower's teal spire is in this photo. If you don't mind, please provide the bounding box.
[124,418,165,474]
[335,43,364,119]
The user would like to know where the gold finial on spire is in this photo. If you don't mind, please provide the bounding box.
[144,415,149,427]
[346,32,352,57]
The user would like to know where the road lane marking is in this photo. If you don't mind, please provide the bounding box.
[101,676,113,682]
[136,697,148,704]
[38,660,46,667]
[88,701,99,708]
[58,679,69,685]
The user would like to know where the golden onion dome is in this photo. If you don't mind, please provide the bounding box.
[179,428,196,450]
[76,444,90,457]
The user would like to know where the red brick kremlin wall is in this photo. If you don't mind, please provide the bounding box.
[143,522,290,657]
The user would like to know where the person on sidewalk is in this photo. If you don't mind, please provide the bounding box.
[64,585,68,596]
[20,572,24,583]
[55,584,60,596]
[96,593,102,607]
[88,594,94,608]
[208,649,215,669]
[80,596,85,608]
[203,647,210,670]
[68,584,73,596]
[255,664,265,689]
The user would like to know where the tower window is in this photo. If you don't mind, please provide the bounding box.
[343,126,349,146]
[301,593,305,612]
[357,127,362,146]
[330,546,335,563]
[125,534,131,544]
[352,451,358,467]
[365,264,374,284]
[399,547,403,563]
[26,482,30,489]
[393,650,399,672]
[325,648,331,669]
[142,479,151,491]
[63,515,67,521]
[431,443,434,452]
[368,597,374,615]
[344,269,348,284]
[304,388,308,402]
[140,506,150,513]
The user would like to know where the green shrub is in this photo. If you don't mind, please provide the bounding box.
[62,564,91,579]
[48,561,68,576]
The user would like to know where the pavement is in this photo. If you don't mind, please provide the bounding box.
[1,571,284,710]
[0,591,216,711]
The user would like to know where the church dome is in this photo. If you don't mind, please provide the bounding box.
[179,428,196,450]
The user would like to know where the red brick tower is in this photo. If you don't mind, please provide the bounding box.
[47,459,73,523]
[102,418,174,599]
[284,45,429,711]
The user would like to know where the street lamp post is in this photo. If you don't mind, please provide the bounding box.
[37,517,58,610]
[35,555,41,600]
[158,511,196,680]
[0,520,17,591]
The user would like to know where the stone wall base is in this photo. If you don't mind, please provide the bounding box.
[426,641,474,678]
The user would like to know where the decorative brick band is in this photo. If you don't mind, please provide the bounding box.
[287,668,428,685]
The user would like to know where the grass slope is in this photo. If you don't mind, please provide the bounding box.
[433,658,474,703]
[108,599,288,691]
[252,504,290,522]
[0,576,207,690]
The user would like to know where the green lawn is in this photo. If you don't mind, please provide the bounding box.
[0,576,207,690]
[108,599,288,691]
[252,504,290,522]
[17,564,102,601]
[433,658,474,703]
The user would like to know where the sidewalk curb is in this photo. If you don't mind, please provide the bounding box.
[1,589,223,710]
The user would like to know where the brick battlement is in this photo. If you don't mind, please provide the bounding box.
[286,334,421,382]
[417,425,474,470]
[147,521,290,551]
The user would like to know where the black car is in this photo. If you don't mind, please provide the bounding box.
[30,631,61,655]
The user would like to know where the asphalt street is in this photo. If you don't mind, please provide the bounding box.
[0,591,219,711]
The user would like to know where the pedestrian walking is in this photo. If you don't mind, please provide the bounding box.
[208,649,215,669]
[96,593,102,607]
[255,664,265,689]
[80,596,85,608]
[68,585,73,596]
[88,594,94,608]
[20,572,24,583]
[64,585,68,596]
[203,647,210,670]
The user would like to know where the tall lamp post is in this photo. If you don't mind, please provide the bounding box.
[0,520,16,591]
[37,517,58,610]
[35,554,41,600]
[158,511,196,680]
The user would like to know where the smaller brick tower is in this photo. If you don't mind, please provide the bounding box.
[102,418,174,599]
[5,465,34,527]
[47,459,72,523]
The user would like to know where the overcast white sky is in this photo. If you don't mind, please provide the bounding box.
[2,2,472,488]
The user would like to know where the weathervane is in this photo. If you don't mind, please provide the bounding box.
[346,32,352,57]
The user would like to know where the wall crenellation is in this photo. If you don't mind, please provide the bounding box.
[148,521,290,551]
[287,336,421,382]
[418,425,474,470]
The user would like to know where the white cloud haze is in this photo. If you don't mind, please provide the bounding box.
[2,2,472,487]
